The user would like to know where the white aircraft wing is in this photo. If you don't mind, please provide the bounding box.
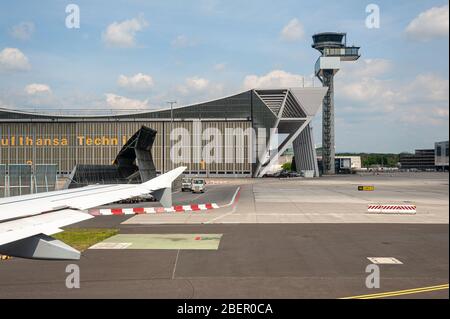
[0,209,94,246]
[0,166,186,260]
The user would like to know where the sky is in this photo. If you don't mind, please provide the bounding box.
[0,0,448,153]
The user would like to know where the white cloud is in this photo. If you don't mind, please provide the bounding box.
[341,59,392,78]
[398,105,448,126]
[171,35,196,48]
[105,93,149,109]
[25,83,52,95]
[10,22,35,40]
[338,59,397,111]
[178,76,210,94]
[118,73,154,90]
[175,76,225,104]
[405,4,449,40]
[339,60,449,108]
[317,57,447,149]
[403,73,449,102]
[280,18,304,42]
[243,70,306,89]
[213,63,226,71]
[199,0,222,15]
[339,78,396,107]
[0,48,31,71]
[186,77,209,90]
[0,99,14,109]
[337,60,449,126]
[102,16,148,48]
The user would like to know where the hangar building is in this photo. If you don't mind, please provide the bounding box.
[0,87,326,184]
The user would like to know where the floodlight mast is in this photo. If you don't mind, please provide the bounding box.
[312,32,360,175]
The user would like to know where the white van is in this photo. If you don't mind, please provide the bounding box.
[191,178,206,193]
[181,177,192,192]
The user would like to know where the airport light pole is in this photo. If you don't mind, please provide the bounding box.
[167,101,177,123]
[167,101,177,172]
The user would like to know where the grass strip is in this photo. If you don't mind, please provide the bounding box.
[53,228,119,251]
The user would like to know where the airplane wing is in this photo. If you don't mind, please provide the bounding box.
[0,166,186,260]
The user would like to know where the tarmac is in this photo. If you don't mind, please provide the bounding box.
[0,223,447,298]
[0,172,448,299]
[123,172,449,224]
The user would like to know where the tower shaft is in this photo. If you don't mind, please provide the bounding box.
[322,70,335,175]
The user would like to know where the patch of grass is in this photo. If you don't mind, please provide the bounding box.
[53,228,119,251]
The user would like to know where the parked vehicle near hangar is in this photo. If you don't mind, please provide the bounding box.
[191,178,206,193]
[263,169,302,178]
[181,177,193,192]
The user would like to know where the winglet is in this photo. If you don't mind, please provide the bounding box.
[142,166,187,190]
[141,166,187,207]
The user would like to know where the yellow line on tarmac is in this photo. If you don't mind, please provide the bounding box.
[341,284,449,299]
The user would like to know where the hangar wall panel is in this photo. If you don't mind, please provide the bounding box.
[8,164,32,196]
[0,120,251,177]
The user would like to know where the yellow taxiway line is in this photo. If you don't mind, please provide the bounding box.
[341,284,449,299]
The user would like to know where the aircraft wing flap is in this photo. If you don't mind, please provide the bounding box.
[0,209,93,246]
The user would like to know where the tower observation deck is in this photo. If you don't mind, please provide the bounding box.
[312,32,360,175]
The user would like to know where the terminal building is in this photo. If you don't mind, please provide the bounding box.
[399,141,449,171]
[399,149,436,170]
[0,87,326,195]
[435,141,449,171]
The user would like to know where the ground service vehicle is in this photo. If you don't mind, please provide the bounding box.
[191,178,206,193]
[181,177,192,192]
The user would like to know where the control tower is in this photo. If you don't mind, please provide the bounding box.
[312,32,360,175]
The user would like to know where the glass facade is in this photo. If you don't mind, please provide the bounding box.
[34,164,57,193]
[435,141,449,170]
[8,164,32,196]
[323,47,359,57]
